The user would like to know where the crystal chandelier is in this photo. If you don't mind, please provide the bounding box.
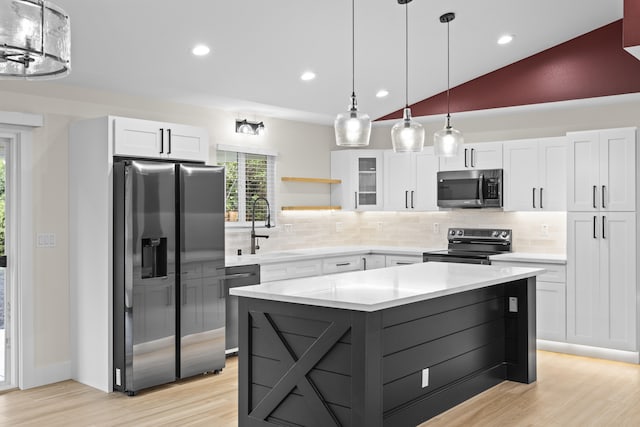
[0,0,71,79]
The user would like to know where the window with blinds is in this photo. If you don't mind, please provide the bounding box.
[217,150,276,226]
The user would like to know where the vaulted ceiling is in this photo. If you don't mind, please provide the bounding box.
[50,0,624,125]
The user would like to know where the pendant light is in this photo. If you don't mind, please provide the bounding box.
[391,0,424,153]
[0,0,71,79]
[433,12,464,157]
[334,0,371,147]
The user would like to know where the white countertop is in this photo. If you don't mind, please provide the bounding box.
[225,245,441,266]
[230,261,545,312]
[490,252,567,264]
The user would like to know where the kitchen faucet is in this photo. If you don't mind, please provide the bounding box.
[250,196,271,254]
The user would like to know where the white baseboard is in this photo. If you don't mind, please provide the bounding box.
[537,339,640,364]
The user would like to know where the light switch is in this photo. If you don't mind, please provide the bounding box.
[36,232,56,248]
[509,297,518,313]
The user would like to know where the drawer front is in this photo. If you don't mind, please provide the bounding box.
[260,260,322,282]
[385,255,423,267]
[322,256,363,274]
[492,261,566,283]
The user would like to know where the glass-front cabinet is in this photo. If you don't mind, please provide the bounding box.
[331,150,384,211]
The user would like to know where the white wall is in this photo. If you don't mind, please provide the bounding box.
[1,79,640,387]
[0,80,333,386]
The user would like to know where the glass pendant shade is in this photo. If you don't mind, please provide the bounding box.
[0,0,71,79]
[335,94,372,147]
[391,107,425,152]
[433,121,464,157]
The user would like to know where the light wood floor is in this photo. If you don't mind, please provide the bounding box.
[2,351,640,426]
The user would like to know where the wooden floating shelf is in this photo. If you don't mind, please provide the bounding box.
[281,176,341,184]
[281,206,342,211]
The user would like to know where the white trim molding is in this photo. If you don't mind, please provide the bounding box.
[537,340,640,364]
[0,113,42,389]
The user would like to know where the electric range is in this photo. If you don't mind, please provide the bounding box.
[423,227,512,265]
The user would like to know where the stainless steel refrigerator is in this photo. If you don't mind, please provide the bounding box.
[113,159,226,395]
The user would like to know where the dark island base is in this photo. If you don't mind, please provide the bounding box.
[238,277,536,427]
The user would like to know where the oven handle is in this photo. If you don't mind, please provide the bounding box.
[478,174,484,205]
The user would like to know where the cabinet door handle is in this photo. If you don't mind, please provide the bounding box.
[471,148,476,168]
[159,128,164,153]
[405,190,408,209]
[532,188,536,208]
[601,185,606,209]
[602,215,606,239]
[336,262,350,267]
[593,185,597,209]
[411,190,414,209]
[540,187,544,209]
[362,257,367,271]
[167,128,172,154]
[464,148,468,167]
[354,192,358,209]
[593,216,597,239]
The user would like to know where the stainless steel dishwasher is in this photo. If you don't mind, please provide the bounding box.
[224,264,260,355]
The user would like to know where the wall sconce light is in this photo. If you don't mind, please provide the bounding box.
[235,119,265,136]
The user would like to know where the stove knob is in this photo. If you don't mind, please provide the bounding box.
[457,230,464,236]
[501,231,509,238]
[492,231,499,237]
[449,230,456,236]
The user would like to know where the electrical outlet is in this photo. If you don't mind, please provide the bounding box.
[421,368,430,388]
[335,222,344,232]
[284,224,293,233]
[433,223,440,234]
[509,297,518,313]
[376,222,384,232]
[541,224,549,237]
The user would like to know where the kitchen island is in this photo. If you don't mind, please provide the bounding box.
[231,262,543,427]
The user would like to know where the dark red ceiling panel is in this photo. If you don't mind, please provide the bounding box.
[377,20,640,121]
[624,0,640,48]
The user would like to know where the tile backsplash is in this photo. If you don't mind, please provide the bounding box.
[225,210,566,256]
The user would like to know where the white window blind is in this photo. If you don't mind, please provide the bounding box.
[217,149,276,226]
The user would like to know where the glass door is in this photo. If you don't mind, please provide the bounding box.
[355,153,383,210]
[0,140,7,386]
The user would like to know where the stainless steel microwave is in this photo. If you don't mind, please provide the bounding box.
[437,169,503,208]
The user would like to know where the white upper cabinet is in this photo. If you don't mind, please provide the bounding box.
[114,117,209,162]
[503,137,566,211]
[383,147,439,211]
[331,150,384,211]
[567,128,636,212]
[439,142,503,171]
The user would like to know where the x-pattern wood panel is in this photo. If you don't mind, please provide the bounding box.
[249,311,351,426]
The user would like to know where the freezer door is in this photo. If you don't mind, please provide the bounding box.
[178,164,226,378]
[122,160,177,393]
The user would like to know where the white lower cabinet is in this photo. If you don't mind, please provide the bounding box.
[260,259,323,283]
[321,256,363,274]
[567,212,637,351]
[362,254,386,270]
[385,255,423,267]
[493,261,566,342]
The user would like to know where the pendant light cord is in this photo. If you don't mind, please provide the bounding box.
[446,17,451,125]
[404,1,409,108]
[351,0,355,97]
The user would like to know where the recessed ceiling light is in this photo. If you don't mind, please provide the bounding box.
[497,34,514,45]
[192,44,210,56]
[300,71,316,81]
[376,89,389,98]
